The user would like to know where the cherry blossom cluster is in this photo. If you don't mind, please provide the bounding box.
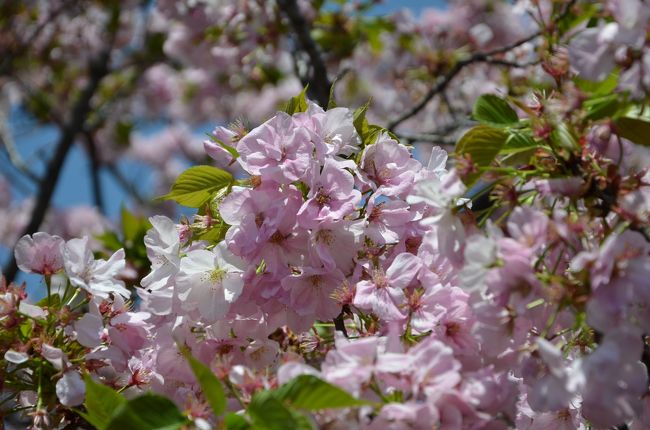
[2,1,650,429]
[4,79,650,428]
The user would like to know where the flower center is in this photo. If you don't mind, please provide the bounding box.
[208,268,226,283]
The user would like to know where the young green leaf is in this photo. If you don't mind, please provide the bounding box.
[550,122,579,152]
[105,394,189,430]
[181,348,227,416]
[456,125,508,164]
[273,375,369,410]
[501,131,538,153]
[283,86,310,115]
[353,101,370,138]
[79,376,126,430]
[455,125,508,186]
[472,94,519,126]
[247,391,313,430]
[224,413,252,430]
[615,117,650,147]
[574,70,619,96]
[583,94,622,121]
[160,165,233,208]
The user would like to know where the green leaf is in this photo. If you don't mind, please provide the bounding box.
[96,231,122,252]
[502,131,538,153]
[79,376,126,430]
[472,94,519,126]
[181,348,226,416]
[274,375,369,410]
[550,123,579,152]
[36,293,61,309]
[18,320,33,339]
[247,391,313,430]
[283,86,309,115]
[121,206,151,243]
[456,124,507,162]
[353,101,370,138]
[194,225,227,243]
[352,102,396,146]
[225,413,252,430]
[583,94,622,121]
[615,117,650,146]
[105,394,188,430]
[574,70,619,95]
[160,165,233,208]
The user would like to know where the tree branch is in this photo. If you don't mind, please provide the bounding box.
[277,0,331,107]
[386,42,538,131]
[2,17,116,283]
[82,132,105,214]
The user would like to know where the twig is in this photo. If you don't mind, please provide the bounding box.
[277,0,331,107]
[387,47,537,131]
[387,0,578,131]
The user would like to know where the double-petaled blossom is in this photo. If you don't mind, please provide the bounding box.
[281,266,345,321]
[354,252,422,321]
[303,105,361,160]
[296,158,361,228]
[360,134,422,198]
[236,112,311,184]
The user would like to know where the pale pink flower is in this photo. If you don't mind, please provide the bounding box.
[296,158,361,228]
[176,242,245,322]
[14,232,65,275]
[141,215,180,292]
[236,112,311,184]
[281,266,344,320]
[360,134,422,198]
[354,253,422,321]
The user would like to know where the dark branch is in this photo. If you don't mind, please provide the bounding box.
[2,19,116,283]
[277,0,331,107]
[82,132,105,214]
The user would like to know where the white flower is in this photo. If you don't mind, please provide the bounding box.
[320,107,361,156]
[459,234,497,293]
[4,349,29,364]
[176,242,245,321]
[62,237,130,299]
[141,215,180,291]
[407,169,466,212]
[55,371,85,407]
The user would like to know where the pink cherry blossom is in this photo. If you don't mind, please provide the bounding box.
[354,253,422,321]
[14,232,65,275]
[236,112,312,184]
[176,242,245,321]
